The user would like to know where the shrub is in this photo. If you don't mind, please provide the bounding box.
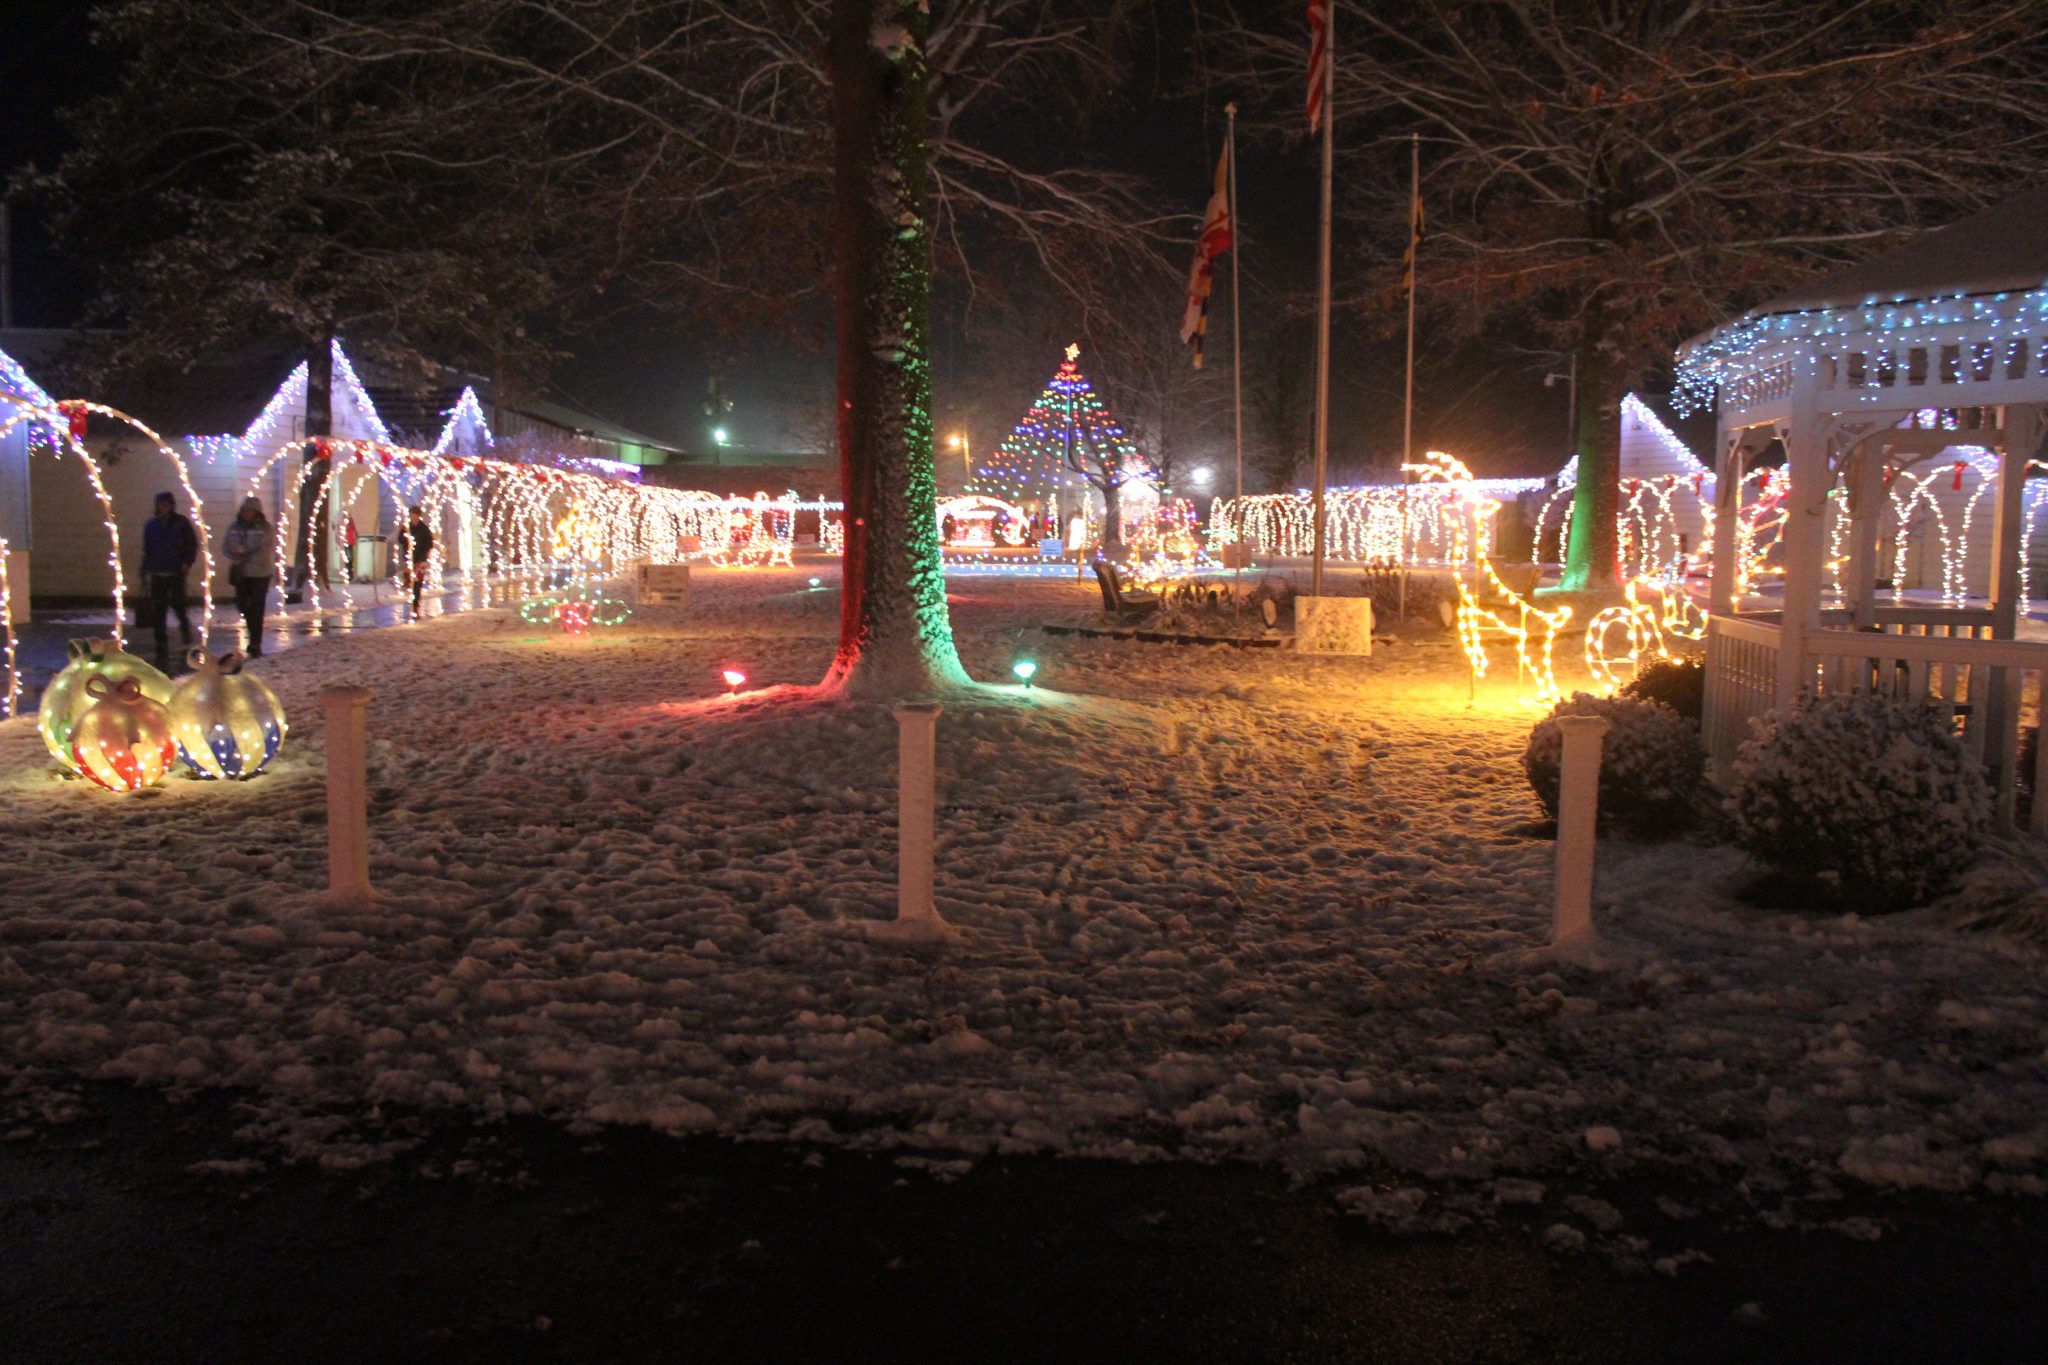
[1622,657,1704,722]
[1725,693,1990,912]
[1359,560,1453,629]
[1523,692,1703,836]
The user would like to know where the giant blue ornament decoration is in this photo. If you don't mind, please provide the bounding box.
[38,637,173,773]
[169,649,288,780]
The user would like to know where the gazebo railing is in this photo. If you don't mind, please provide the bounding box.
[1704,612,2048,834]
[1703,615,1784,775]
[1817,605,1999,639]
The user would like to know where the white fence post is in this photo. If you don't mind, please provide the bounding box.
[319,684,375,904]
[1553,714,1610,953]
[868,702,959,943]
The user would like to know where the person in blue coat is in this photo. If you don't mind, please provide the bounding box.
[139,491,199,670]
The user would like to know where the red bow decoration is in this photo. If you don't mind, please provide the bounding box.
[1952,460,1967,492]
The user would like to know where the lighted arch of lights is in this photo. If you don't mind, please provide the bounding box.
[0,398,132,652]
[708,491,799,568]
[1532,473,1715,585]
[238,437,753,627]
[53,402,222,651]
[1208,464,1551,568]
[0,535,16,718]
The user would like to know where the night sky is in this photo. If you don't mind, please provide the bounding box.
[0,4,1674,477]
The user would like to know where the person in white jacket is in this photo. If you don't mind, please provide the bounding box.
[220,496,277,657]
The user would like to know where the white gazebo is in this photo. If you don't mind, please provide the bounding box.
[1679,186,2048,831]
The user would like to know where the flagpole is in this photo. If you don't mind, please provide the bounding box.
[1310,4,1334,598]
[1227,103,1244,508]
[1399,131,1418,621]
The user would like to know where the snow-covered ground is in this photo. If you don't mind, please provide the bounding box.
[3,564,2046,1228]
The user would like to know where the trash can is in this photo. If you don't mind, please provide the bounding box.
[353,535,388,582]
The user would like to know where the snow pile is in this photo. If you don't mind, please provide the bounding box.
[0,567,2045,1210]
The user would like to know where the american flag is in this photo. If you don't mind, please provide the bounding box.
[1179,146,1235,367]
[1307,1,1330,133]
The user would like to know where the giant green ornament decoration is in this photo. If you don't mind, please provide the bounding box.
[38,638,173,772]
[169,649,288,780]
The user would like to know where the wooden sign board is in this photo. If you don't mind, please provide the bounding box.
[1294,595,1374,656]
[637,563,692,604]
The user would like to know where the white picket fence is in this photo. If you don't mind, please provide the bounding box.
[1704,607,2048,835]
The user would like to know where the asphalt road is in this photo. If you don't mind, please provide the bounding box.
[2,1086,2043,1363]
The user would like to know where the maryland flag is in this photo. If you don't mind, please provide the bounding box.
[1401,174,1425,291]
[1179,145,1235,368]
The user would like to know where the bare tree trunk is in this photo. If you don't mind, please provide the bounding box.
[1558,327,1621,593]
[1100,481,1125,561]
[823,0,965,698]
[290,328,334,594]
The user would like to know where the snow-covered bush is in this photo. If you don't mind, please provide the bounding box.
[1523,693,1702,836]
[1726,693,1990,911]
[1622,656,1704,722]
[1359,560,1451,628]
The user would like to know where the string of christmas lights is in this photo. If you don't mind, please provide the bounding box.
[975,345,1146,519]
[1211,469,1548,566]
[0,536,15,719]
[1675,287,2048,417]
[0,399,131,648]
[1582,575,1708,690]
[1401,451,1572,703]
[936,494,1030,547]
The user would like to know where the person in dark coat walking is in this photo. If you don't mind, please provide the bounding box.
[140,491,199,670]
[403,506,435,616]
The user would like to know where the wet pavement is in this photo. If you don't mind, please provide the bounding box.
[5,576,505,702]
[2,1085,2044,1364]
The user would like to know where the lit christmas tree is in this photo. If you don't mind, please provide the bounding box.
[975,345,1150,549]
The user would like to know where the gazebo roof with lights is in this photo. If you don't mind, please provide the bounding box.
[1674,185,2048,421]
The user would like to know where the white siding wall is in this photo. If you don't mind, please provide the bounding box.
[0,425,29,549]
[27,433,258,599]
[1617,398,1713,560]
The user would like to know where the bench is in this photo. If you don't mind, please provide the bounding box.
[1091,562,1160,619]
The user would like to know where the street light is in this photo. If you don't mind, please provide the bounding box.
[1544,355,1576,459]
[712,426,730,446]
[1191,465,1214,490]
[947,431,970,481]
